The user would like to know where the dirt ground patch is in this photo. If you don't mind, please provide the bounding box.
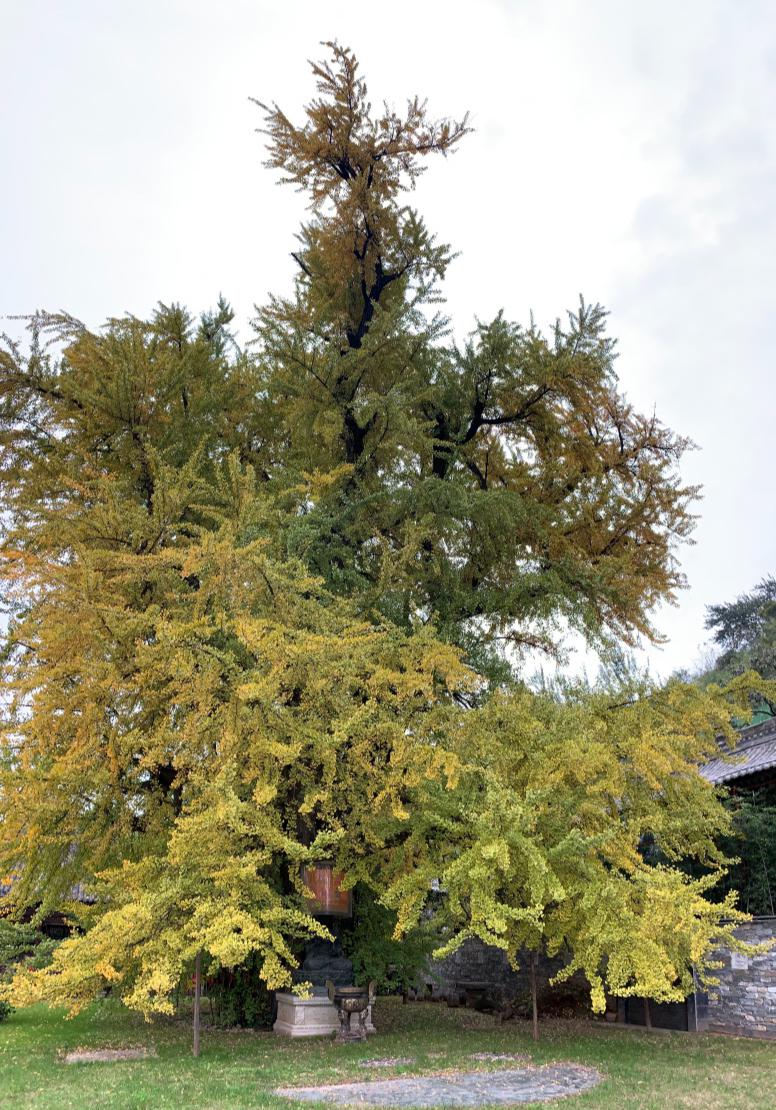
[63,1046,157,1064]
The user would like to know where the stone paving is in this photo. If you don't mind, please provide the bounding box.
[359,1058,416,1069]
[469,1054,530,1063]
[276,1064,602,1105]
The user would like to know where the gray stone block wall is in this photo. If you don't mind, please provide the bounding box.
[700,917,776,1037]
[424,922,776,1037]
[418,937,586,1007]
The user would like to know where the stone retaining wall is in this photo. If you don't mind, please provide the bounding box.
[417,937,586,1008]
[424,921,776,1038]
[419,920,776,1037]
[698,917,776,1037]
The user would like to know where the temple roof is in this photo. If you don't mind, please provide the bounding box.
[701,718,776,786]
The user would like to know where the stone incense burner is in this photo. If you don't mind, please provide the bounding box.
[326,980,376,1043]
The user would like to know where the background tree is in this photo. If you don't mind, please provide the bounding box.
[679,576,776,917]
[700,576,776,715]
[715,789,776,916]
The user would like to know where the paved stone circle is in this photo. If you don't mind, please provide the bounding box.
[359,1058,416,1068]
[469,1054,530,1063]
[276,1064,603,1106]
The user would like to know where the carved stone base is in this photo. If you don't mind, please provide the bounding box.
[273,993,375,1038]
[335,1006,369,1043]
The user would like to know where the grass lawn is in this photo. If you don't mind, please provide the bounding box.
[1,997,775,1109]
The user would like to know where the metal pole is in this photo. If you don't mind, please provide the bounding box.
[530,951,539,1042]
[193,950,202,1058]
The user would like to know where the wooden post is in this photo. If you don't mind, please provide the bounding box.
[530,951,539,1042]
[193,950,202,1058]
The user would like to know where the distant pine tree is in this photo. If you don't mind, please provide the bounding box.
[701,577,776,716]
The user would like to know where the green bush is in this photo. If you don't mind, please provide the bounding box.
[0,919,58,1026]
[0,920,59,974]
[342,886,436,994]
[685,785,776,916]
[205,954,274,1028]
[724,790,776,916]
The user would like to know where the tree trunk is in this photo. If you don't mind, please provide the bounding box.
[529,951,539,1042]
[644,997,652,1030]
[193,950,202,1057]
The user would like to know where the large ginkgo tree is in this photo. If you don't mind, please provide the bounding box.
[1,43,768,1028]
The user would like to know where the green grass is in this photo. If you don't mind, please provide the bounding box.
[1,997,775,1109]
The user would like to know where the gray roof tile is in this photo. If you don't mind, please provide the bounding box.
[701,719,776,785]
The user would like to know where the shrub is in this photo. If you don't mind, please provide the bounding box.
[342,886,436,994]
[205,955,274,1028]
[0,920,59,975]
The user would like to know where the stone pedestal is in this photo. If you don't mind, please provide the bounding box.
[273,992,375,1038]
[274,992,339,1037]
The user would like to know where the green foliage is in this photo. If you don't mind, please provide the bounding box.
[342,886,435,993]
[685,577,776,910]
[0,921,44,1024]
[206,954,274,1028]
[700,577,776,716]
[0,921,59,974]
[716,789,776,916]
[706,576,776,662]
[251,44,697,669]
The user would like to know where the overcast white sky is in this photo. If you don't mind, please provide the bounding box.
[2,0,775,677]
